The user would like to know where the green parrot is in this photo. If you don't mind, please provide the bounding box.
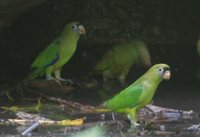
[94,39,151,83]
[102,64,171,127]
[28,22,86,81]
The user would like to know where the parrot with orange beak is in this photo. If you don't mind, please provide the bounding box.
[102,64,171,128]
[28,22,86,82]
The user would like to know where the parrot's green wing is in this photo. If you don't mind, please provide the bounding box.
[31,40,60,68]
[105,84,143,110]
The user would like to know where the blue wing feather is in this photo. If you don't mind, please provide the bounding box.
[44,53,60,68]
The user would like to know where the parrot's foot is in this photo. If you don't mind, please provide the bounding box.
[46,76,55,81]
[128,122,141,132]
[55,78,73,85]
[132,122,140,127]
[46,76,62,85]
[47,77,73,86]
[127,114,141,132]
[49,78,62,85]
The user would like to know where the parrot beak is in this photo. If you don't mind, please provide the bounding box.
[77,25,86,34]
[163,70,171,80]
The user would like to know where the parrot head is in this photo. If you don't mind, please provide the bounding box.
[150,64,171,80]
[72,22,86,35]
[64,22,86,35]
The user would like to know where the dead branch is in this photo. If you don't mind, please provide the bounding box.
[21,122,39,136]
[1,111,84,126]
[146,104,194,114]
[6,118,84,126]
[43,95,95,112]
[22,79,75,94]
[16,111,50,121]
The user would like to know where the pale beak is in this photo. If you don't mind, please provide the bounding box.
[163,70,171,80]
[78,25,86,34]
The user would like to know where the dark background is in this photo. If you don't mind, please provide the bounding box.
[0,0,200,89]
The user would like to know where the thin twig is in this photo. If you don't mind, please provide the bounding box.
[21,122,40,136]
[43,95,95,112]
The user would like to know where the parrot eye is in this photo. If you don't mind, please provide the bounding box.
[72,25,77,29]
[158,67,163,72]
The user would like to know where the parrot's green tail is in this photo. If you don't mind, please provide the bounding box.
[27,68,45,79]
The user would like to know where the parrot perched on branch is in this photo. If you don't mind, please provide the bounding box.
[101,64,171,128]
[28,22,85,81]
[94,39,151,83]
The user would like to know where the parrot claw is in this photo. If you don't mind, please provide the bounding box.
[133,122,140,127]
[46,75,62,85]
[128,122,141,132]
[46,76,55,80]
[131,121,140,128]
[46,76,73,86]
[50,78,62,86]
[56,78,73,85]
[54,69,73,85]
